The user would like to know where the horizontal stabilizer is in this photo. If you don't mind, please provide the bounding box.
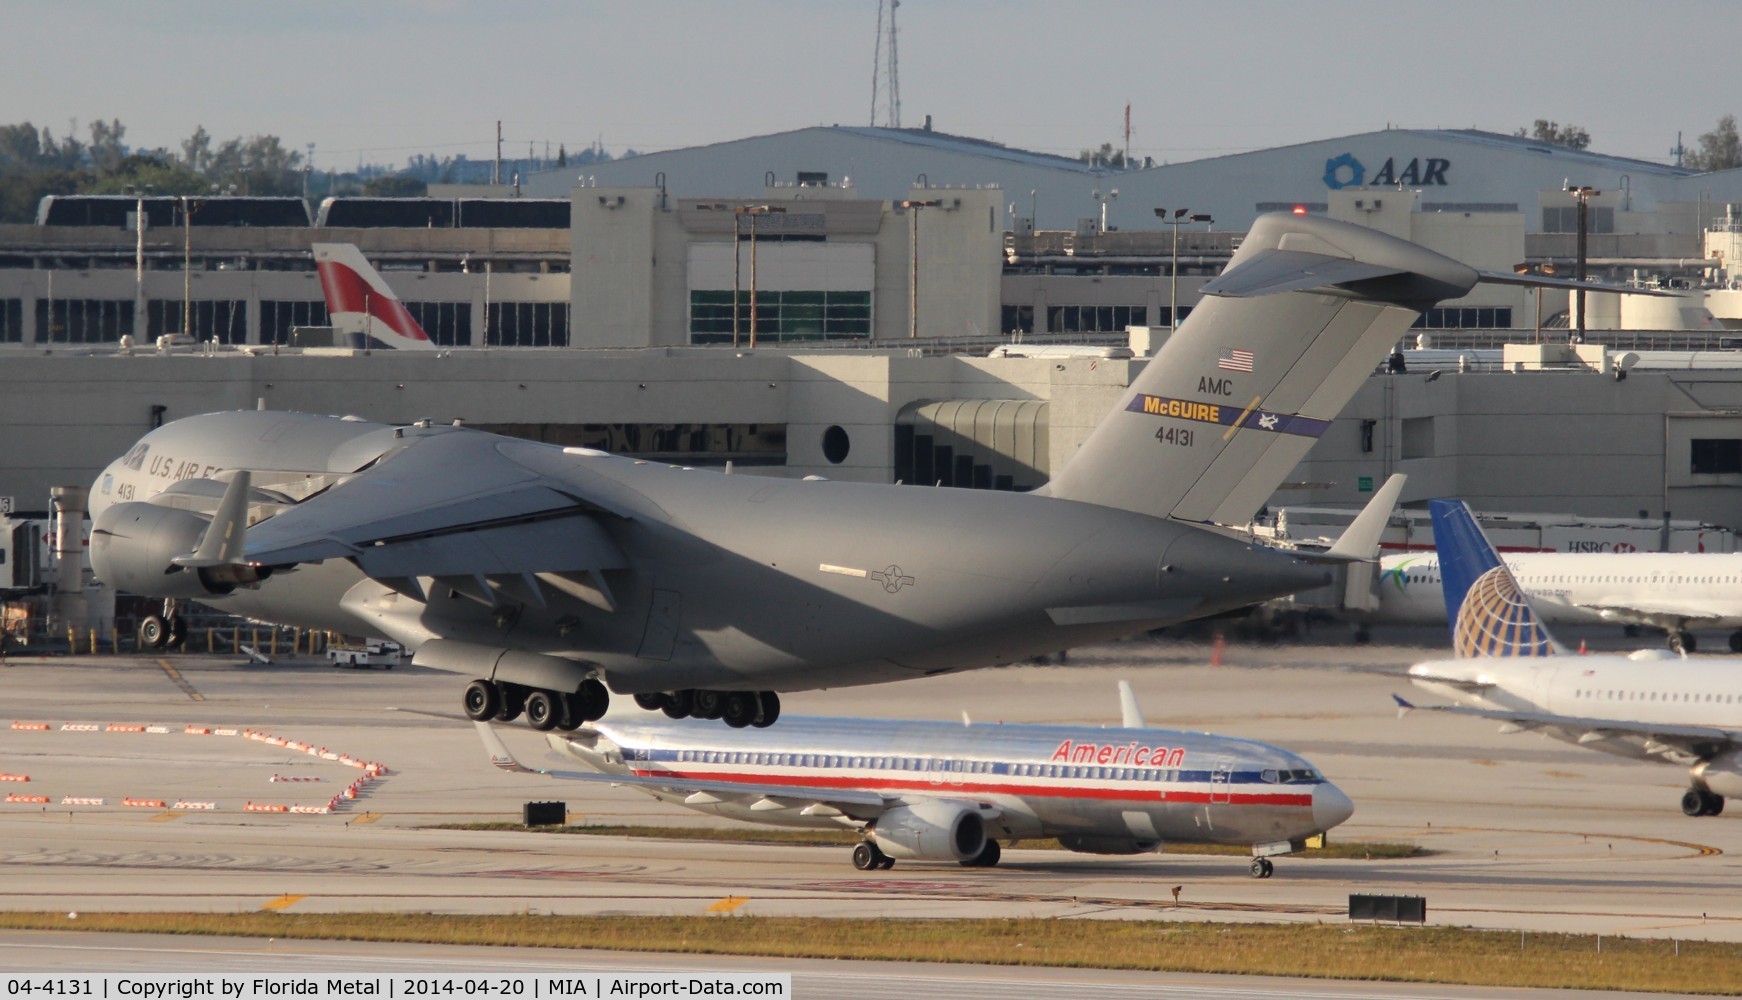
[1475,270,1676,297]
[1200,248,1406,298]
[1323,474,1406,561]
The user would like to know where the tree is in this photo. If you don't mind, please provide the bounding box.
[1686,115,1742,172]
[1516,119,1591,151]
[1077,142,1125,169]
[556,144,567,168]
[363,174,427,197]
[180,125,212,175]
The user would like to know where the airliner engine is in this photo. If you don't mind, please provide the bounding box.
[1693,750,1742,799]
[90,503,268,598]
[870,800,987,862]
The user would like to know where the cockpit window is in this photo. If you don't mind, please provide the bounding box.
[1261,769,1279,784]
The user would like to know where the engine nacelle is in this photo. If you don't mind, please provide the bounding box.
[1693,750,1742,799]
[870,800,986,862]
[90,502,267,598]
[1057,834,1161,855]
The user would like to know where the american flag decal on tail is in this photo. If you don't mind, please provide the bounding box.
[1217,348,1255,372]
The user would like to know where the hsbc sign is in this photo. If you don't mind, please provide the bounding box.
[1323,153,1450,189]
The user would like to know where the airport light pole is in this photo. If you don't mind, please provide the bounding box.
[736,205,785,348]
[898,198,942,339]
[1565,184,1599,344]
[1155,208,1213,329]
[1093,188,1118,234]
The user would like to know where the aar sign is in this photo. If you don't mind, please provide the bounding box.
[1323,154,1450,190]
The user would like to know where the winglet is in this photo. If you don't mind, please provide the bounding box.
[173,470,252,568]
[1324,474,1406,561]
[1118,680,1146,729]
[474,721,540,774]
[1429,499,1561,659]
[1391,693,1416,719]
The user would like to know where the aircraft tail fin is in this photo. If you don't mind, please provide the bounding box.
[312,243,437,350]
[1039,215,1476,526]
[1429,499,1562,659]
[1118,680,1146,729]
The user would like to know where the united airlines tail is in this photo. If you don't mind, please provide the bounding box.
[312,243,437,350]
[1429,499,1561,658]
[1040,214,1479,527]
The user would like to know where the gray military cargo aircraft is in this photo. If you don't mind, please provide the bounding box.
[87,213,1496,732]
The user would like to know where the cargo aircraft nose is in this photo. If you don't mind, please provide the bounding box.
[1313,781,1355,831]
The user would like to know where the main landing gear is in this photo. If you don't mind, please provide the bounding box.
[1682,788,1726,817]
[463,677,609,733]
[633,689,781,729]
[137,600,186,650]
[1249,857,1276,879]
[852,841,897,871]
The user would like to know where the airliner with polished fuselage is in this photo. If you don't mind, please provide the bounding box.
[479,683,1354,878]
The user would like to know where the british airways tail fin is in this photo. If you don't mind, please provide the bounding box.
[1039,214,1477,526]
[1428,499,1561,658]
[312,243,437,350]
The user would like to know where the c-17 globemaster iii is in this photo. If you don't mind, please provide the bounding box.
[88,213,1510,732]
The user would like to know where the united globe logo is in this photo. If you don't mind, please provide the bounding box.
[1452,567,1554,658]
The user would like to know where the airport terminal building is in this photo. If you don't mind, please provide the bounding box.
[5,125,1742,533]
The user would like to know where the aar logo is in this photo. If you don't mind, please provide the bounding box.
[1323,153,1364,189]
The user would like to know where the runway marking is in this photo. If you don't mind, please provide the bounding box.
[706,896,749,913]
[261,894,305,911]
[1359,823,1723,860]
[147,811,184,823]
[154,659,204,702]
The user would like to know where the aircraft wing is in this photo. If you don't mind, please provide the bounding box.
[239,431,629,585]
[1392,695,1738,759]
[476,723,892,821]
[1573,601,1722,630]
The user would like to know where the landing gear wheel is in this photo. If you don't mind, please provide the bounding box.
[851,842,880,871]
[1730,631,1742,654]
[634,692,665,712]
[962,840,1001,868]
[662,690,694,719]
[165,617,186,649]
[1250,857,1274,879]
[554,692,580,732]
[138,615,167,650]
[1683,788,1725,816]
[721,691,758,729]
[524,690,559,732]
[496,685,525,723]
[463,679,500,721]
[752,691,780,728]
[571,678,609,723]
[693,689,724,721]
[1352,627,1371,646]
[1670,631,1695,654]
[878,854,896,870]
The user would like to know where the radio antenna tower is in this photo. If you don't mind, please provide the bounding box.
[869,0,901,128]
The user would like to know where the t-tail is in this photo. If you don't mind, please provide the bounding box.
[312,243,437,350]
[1429,498,1561,658]
[1040,214,1478,527]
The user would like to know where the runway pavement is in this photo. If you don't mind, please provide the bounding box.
[1,631,1738,949]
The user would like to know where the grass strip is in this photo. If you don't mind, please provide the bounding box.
[428,823,1424,859]
[0,913,1734,993]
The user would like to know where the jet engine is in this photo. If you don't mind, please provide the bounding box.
[1693,750,1742,799]
[90,502,267,598]
[1057,834,1161,855]
[870,800,987,862]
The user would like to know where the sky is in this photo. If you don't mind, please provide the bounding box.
[3,0,1734,172]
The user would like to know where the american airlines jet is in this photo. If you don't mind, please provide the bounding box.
[1368,549,1742,653]
[478,683,1354,878]
[1397,500,1742,817]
